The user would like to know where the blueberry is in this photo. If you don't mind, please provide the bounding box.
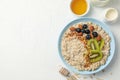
[76,28,81,33]
[92,32,98,37]
[86,34,91,40]
[82,24,88,29]
[85,29,90,34]
[81,29,86,33]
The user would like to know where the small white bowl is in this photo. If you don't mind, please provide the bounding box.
[70,0,90,17]
[104,8,119,23]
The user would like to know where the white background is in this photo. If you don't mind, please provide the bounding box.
[0,0,119,80]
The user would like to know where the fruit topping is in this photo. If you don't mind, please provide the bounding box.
[87,39,99,50]
[96,35,102,41]
[87,39,104,63]
[90,51,103,63]
[92,32,98,37]
[86,34,91,40]
[81,29,86,33]
[82,24,88,29]
[76,28,81,33]
[89,26,94,31]
[70,27,76,31]
[76,32,83,36]
[85,29,90,34]
[89,52,99,58]
[68,23,105,64]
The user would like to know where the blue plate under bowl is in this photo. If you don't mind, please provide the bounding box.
[58,17,115,74]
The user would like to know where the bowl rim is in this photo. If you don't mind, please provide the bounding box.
[70,0,90,17]
[58,17,115,74]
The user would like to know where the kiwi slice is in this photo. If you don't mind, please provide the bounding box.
[89,50,99,58]
[87,39,104,63]
[89,53,99,59]
[89,50,103,63]
[90,50,99,54]
[87,39,99,50]
[90,51,103,63]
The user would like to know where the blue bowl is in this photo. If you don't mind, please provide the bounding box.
[58,17,115,74]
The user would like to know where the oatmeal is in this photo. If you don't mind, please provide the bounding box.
[61,22,111,71]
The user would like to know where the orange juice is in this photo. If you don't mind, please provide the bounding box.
[71,0,88,15]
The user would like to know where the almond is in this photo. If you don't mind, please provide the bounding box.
[89,26,94,31]
[76,32,83,36]
[69,27,76,31]
[96,35,102,41]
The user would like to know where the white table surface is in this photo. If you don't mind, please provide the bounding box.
[0,0,119,80]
